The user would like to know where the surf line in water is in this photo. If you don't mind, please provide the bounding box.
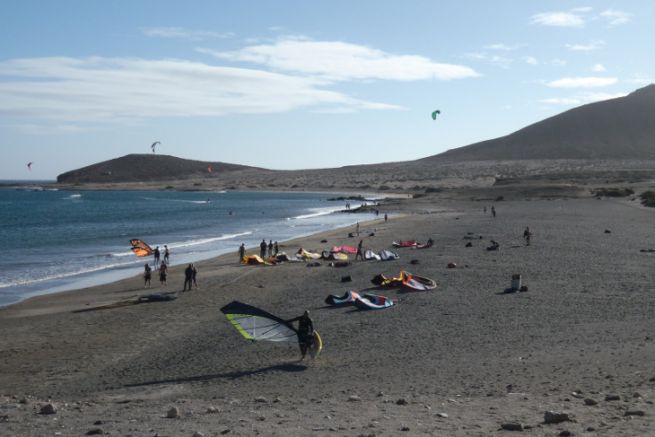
[287,207,344,220]
[109,231,253,257]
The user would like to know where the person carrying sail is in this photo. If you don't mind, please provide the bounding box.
[287,310,314,360]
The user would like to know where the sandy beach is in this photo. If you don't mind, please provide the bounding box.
[1,195,655,436]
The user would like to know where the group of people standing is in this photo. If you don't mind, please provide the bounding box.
[259,239,279,259]
[142,244,198,290]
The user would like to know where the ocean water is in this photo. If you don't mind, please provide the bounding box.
[0,189,371,307]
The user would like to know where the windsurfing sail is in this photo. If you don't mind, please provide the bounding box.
[221,301,298,342]
[130,239,153,257]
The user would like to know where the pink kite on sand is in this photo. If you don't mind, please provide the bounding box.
[331,245,358,254]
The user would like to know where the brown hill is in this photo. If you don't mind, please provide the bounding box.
[56,154,260,184]
[428,84,655,161]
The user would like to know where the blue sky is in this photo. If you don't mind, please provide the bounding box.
[1,1,653,180]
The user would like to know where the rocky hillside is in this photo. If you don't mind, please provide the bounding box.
[429,84,655,161]
[57,154,260,184]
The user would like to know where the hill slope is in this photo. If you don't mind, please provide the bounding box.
[429,84,655,161]
[57,154,260,184]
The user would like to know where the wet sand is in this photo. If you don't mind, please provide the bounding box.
[1,196,654,436]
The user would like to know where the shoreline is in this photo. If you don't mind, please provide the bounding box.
[0,214,393,315]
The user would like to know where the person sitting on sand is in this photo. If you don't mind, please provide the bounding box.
[523,227,532,246]
[183,263,193,291]
[143,263,152,288]
[159,261,168,285]
[487,240,500,251]
[286,310,315,360]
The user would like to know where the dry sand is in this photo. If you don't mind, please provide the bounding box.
[1,195,655,436]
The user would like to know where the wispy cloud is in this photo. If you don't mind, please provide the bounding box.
[463,52,512,69]
[545,76,617,88]
[530,11,585,28]
[483,43,526,51]
[600,9,631,27]
[200,37,479,81]
[565,40,605,51]
[524,56,538,65]
[0,56,401,123]
[541,91,627,105]
[141,27,234,41]
[591,64,606,72]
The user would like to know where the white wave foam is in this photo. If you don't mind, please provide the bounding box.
[166,231,253,250]
[287,207,342,220]
[0,260,137,289]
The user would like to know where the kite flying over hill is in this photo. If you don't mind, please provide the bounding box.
[151,141,160,153]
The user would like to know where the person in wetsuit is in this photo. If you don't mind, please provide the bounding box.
[287,310,314,360]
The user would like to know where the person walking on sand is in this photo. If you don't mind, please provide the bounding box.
[159,261,168,285]
[143,263,152,288]
[286,310,315,360]
[523,227,532,246]
[183,263,193,291]
[356,221,360,236]
[260,239,267,258]
[154,246,160,268]
[239,243,246,262]
[491,206,496,218]
[164,245,170,264]
[268,240,273,257]
[356,239,364,261]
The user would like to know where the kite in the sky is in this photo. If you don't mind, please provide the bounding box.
[27,162,33,171]
[151,141,160,153]
[130,239,154,257]
[431,110,441,120]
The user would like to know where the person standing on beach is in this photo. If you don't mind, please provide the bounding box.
[268,240,273,257]
[286,310,314,360]
[356,239,364,261]
[260,239,267,258]
[154,247,160,268]
[183,263,193,291]
[143,263,152,288]
[523,227,532,246]
[384,213,388,222]
[356,222,360,236]
[164,245,170,264]
[159,261,168,285]
[274,241,279,256]
[239,243,246,262]
[491,206,496,218]
[192,264,198,289]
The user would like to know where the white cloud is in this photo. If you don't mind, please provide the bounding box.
[600,9,631,26]
[141,27,234,41]
[591,64,606,72]
[484,43,526,51]
[463,52,512,69]
[530,11,585,28]
[565,40,605,51]
[524,56,538,65]
[201,38,479,81]
[545,76,617,88]
[541,91,627,105]
[0,56,402,123]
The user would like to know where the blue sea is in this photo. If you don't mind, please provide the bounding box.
[0,188,371,307]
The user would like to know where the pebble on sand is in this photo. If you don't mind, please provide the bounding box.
[500,422,524,431]
[544,411,570,424]
[605,394,621,401]
[584,398,598,406]
[624,410,645,417]
[166,406,179,418]
[39,403,57,415]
